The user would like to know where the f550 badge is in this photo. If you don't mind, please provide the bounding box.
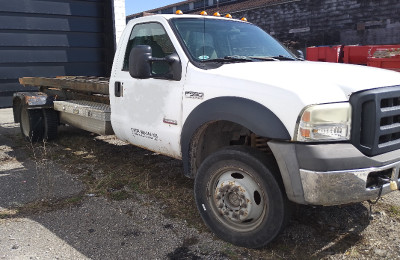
[185,91,204,99]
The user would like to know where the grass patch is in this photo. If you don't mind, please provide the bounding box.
[0,209,18,219]
[13,195,85,216]
[50,131,208,230]
[388,205,400,219]
[110,190,130,201]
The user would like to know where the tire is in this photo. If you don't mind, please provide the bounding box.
[20,106,44,142]
[43,109,58,141]
[194,146,290,248]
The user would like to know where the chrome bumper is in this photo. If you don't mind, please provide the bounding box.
[268,141,400,206]
[300,162,400,205]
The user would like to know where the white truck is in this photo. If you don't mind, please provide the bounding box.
[12,14,400,248]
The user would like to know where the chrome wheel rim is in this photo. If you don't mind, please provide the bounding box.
[208,168,267,232]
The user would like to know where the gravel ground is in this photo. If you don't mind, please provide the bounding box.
[1,107,400,259]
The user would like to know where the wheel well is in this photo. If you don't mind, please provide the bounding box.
[189,120,277,178]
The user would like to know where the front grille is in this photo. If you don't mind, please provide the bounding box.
[350,85,400,156]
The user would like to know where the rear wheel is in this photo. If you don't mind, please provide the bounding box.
[194,146,290,248]
[43,109,58,141]
[20,107,44,142]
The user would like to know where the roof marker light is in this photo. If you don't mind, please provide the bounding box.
[176,10,183,15]
[241,17,247,21]
[213,12,221,16]
[200,11,208,15]
[225,13,232,18]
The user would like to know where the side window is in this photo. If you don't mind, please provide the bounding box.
[122,23,175,75]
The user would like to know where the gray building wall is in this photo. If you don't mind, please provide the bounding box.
[232,0,400,50]
[128,0,400,51]
[0,0,116,108]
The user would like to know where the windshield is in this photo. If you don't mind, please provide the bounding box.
[171,18,296,62]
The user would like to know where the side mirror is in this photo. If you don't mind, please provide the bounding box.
[165,53,182,81]
[129,45,182,81]
[296,50,305,60]
[129,45,152,79]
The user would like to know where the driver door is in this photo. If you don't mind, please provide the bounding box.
[111,22,184,158]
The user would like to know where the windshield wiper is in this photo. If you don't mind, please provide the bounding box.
[250,55,298,61]
[270,55,298,61]
[204,55,253,63]
[249,56,279,61]
[204,55,298,63]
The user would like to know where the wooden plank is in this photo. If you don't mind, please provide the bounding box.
[43,88,110,104]
[19,76,109,95]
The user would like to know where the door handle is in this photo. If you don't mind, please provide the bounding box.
[115,82,122,97]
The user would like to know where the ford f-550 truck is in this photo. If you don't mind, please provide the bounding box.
[12,14,400,248]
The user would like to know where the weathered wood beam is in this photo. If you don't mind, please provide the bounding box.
[19,76,109,95]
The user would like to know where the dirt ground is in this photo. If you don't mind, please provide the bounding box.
[1,107,400,259]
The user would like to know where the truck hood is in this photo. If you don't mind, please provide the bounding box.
[210,61,400,104]
[185,60,400,138]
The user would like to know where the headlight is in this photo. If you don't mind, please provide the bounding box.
[295,103,351,142]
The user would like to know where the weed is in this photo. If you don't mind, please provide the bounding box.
[110,190,130,201]
[388,205,400,219]
[64,196,84,204]
[27,140,58,200]
[15,195,85,215]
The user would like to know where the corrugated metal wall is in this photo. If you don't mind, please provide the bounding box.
[0,0,115,107]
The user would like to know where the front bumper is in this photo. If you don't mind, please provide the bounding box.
[268,141,400,206]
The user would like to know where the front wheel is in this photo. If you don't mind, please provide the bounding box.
[194,146,290,248]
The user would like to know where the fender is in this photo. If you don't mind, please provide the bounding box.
[181,97,291,177]
[13,92,54,123]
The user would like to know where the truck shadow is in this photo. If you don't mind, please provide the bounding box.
[2,124,371,259]
[266,203,370,259]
